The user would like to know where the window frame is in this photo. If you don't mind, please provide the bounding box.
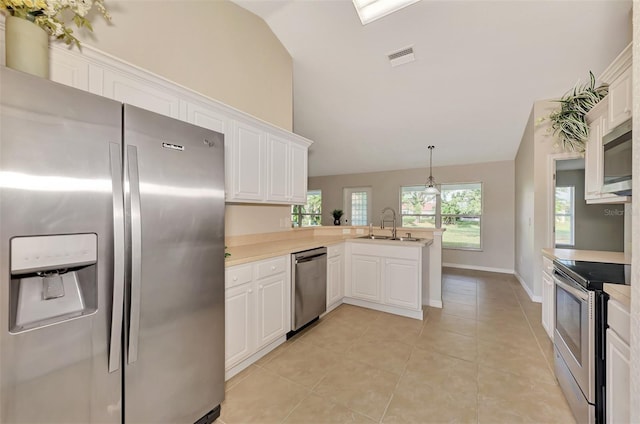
[399,185,437,228]
[399,182,483,251]
[439,182,483,251]
[554,185,575,247]
[343,187,372,226]
[291,189,322,227]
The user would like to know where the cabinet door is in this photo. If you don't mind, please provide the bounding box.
[327,255,343,307]
[384,258,420,310]
[290,142,308,204]
[585,114,605,200]
[608,67,632,129]
[350,254,381,302]
[186,103,229,134]
[225,283,254,369]
[606,328,630,424]
[101,69,181,119]
[256,275,289,350]
[541,271,554,340]
[266,135,289,202]
[231,121,266,201]
[49,49,90,91]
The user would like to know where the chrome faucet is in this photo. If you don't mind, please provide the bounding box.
[380,207,397,239]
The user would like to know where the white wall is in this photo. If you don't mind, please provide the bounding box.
[515,107,535,293]
[629,3,639,420]
[75,0,295,236]
[309,160,515,272]
[515,100,565,300]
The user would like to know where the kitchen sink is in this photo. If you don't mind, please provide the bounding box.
[391,237,422,242]
[357,235,391,240]
[356,235,422,242]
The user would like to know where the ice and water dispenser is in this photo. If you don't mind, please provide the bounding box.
[9,234,98,333]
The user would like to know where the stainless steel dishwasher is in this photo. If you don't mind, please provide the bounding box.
[290,247,327,336]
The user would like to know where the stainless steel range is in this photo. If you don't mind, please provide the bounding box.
[552,259,630,424]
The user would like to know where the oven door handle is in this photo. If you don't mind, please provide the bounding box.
[553,272,588,301]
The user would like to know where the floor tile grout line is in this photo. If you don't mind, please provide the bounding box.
[509,278,557,375]
[378,346,413,423]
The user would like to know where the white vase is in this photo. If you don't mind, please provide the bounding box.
[5,15,49,79]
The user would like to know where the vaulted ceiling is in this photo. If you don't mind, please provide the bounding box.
[232,0,632,177]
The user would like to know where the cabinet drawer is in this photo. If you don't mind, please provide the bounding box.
[256,256,287,279]
[542,256,554,275]
[608,298,630,345]
[327,243,344,258]
[226,264,253,289]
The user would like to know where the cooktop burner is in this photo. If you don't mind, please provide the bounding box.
[554,259,630,290]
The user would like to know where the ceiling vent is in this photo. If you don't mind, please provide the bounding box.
[388,46,415,67]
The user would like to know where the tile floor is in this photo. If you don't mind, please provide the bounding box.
[219,268,575,424]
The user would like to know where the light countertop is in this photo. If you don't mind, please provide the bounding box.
[604,283,631,309]
[226,235,434,267]
[542,248,632,304]
[225,235,350,266]
[542,248,630,265]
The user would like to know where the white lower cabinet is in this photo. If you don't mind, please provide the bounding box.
[350,254,382,302]
[384,258,420,310]
[541,256,554,340]
[345,242,424,320]
[606,298,630,424]
[224,256,290,375]
[224,282,254,368]
[255,274,288,350]
[326,244,344,311]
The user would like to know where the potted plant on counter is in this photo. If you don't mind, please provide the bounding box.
[331,209,344,226]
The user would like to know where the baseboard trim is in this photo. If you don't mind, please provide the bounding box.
[424,299,443,308]
[514,271,542,303]
[443,262,514,274]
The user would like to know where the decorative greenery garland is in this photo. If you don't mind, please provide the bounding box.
[548,71,608,152]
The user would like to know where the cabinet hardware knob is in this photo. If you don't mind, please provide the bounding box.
[271,266,276,270]
[248,289,253,294]
[259,285,264,289]
[233,276,238,281]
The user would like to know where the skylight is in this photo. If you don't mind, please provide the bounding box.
[352,0,421,25]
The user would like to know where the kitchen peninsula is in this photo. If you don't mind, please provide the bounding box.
[223,226,443,378]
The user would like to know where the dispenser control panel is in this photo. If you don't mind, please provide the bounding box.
[10,234,97,274]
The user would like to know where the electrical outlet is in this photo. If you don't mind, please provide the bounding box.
[342,229,350,234]
[355,228,364,234]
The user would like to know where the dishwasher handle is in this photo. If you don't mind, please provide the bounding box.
[296,253,327,264]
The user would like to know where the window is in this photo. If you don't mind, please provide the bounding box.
[343,187,372,226]
[441,183,482,249]
[291,190,322,227]
[555,186,574,246]
[400,186,436,227]
[400,182,482,250]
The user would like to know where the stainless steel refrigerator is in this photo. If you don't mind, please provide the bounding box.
[0,67,225,423]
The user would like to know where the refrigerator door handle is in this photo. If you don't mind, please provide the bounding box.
[108,142,125,373]
[127,145,142,364]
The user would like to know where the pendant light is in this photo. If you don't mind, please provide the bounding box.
[425,145,440,195]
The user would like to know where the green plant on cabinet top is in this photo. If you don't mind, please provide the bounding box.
[547,71,608,152]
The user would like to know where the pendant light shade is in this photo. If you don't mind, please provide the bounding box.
[425,145,440,195]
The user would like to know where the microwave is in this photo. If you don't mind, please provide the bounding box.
[602,119,632,196]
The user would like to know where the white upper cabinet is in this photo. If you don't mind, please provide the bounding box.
[230,121,266,202]
[607,67,632,130]
[583,43,632,205]
[44,41,312,206]
[266,134,291,203]
[289,142,309,204]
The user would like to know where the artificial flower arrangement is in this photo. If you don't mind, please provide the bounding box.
[0,0,110,48]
